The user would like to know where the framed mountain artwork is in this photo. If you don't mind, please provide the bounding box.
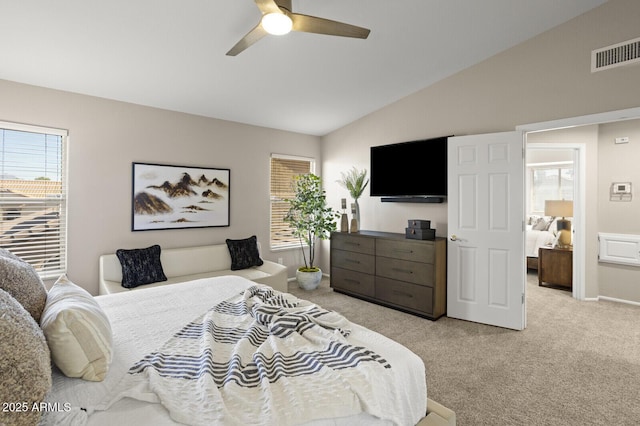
[131,162,230,231]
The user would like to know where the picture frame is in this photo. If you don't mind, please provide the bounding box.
[131,162,230,231]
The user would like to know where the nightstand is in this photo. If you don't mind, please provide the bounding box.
[538,246,573,291]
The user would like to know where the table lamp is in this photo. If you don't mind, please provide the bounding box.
[545,200,573,248]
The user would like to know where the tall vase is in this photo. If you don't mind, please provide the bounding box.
[350,201,359,233]
[340,213,349,232]
[354,199,360,226]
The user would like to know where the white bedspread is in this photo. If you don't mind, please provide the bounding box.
[43,276,426,426]
[526,229,555,257]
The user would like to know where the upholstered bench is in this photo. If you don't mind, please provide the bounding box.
[99,240,287,295]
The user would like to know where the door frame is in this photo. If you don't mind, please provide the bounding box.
[517,106,640,301]
[524,143,585,300]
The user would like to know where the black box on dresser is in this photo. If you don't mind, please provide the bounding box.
[406,219,436,240]
[330,230,447,320]
[407,219,431,229]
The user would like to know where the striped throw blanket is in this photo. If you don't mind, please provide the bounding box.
[100,285,399,425]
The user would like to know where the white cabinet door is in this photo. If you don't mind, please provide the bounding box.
[447,131,525,330]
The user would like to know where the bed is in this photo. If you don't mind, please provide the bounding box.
[42,275,431,426]
[526,216,557,270]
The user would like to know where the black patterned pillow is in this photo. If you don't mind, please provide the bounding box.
[226,236,264,271]
[116,245,167,289]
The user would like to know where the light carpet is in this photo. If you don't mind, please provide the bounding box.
[288,272,640,425]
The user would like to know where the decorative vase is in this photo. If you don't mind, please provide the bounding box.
[340,213,349,232]
[350,217,358,233]
[354,199,360,226]
[296,268,323,290]
[350,202,359,232]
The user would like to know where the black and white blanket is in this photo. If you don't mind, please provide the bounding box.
[100,285,401,425]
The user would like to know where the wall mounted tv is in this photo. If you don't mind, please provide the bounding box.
[370,136,448,203]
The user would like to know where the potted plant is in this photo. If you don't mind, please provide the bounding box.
[284,173,339,290]
[337,167,369,227]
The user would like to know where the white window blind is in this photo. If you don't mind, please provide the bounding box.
[270,154,314,249]
[529,162,574,215]
[0,122,68,278]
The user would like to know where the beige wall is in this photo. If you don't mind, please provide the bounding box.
[0,80,321,294]
[597,119,640,301]
[320,0,640,302]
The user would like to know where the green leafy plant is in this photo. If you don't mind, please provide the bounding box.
[284,173,339,271]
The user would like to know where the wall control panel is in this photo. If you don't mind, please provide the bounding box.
[610,182,632,201]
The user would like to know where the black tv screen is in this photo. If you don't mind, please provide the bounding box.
[370,137,448,198]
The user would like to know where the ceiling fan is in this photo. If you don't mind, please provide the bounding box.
[226,0,370,56]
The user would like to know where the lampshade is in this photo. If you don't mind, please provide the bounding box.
[544,200,573,218]
[261,13,293,35]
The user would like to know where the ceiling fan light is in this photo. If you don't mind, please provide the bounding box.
[261,13,292,35]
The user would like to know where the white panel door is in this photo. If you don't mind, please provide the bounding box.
[447,132,525,330]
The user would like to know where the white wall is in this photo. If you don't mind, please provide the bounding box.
[0,80,321,294]
[320,0,640,302]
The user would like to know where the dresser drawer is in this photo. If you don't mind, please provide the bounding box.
[376,239,434,263]
[331,267,375,297]
[375,277,433,315]
[376,256,433,286]
[331,233,375,255]
[332,249,375,274]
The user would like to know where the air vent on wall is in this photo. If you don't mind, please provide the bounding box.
[591,36,640,72]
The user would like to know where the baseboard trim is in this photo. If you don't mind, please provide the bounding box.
[597,295,640,306]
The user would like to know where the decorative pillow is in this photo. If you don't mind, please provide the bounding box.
[0,248,47,323]
[226,236,264,271]
[116,244,167,288]
[0,288,51,426]
[531,217,549,231]
[40,274,113,382]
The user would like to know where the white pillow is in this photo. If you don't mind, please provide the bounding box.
[40,275,113,381]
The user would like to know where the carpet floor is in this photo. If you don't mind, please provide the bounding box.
[288,272,640,425]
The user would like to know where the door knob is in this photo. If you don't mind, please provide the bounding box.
[450,235,457,241]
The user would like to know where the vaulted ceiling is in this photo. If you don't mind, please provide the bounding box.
[0,0,606,135]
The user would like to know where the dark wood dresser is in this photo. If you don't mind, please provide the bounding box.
[330,230,447,320]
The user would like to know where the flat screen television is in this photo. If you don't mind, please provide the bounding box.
[370,136,448,202]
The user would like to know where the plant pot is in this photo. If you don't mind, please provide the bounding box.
[296,268,323,290]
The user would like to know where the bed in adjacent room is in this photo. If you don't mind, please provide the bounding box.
[41,275,438,426]
[526,216,557,270]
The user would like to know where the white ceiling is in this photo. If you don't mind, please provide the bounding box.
[0,0,606,136]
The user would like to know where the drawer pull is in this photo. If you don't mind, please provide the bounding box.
[392,267,413,274]
[344,278,360,285]
[392,290,413,299]
[393,249,414,254]
[345,242,361,246]
[346,259,361,264]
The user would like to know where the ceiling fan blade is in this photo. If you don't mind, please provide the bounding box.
[255,0,282,15]
[291,13,370,39]
[226,24,268,56]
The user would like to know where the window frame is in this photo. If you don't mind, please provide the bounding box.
[0,121,68,279]
[269,153,315,251]
[527,161,574,216]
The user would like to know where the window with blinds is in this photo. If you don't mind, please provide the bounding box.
[0,122,67,278]
[529,162,574,215]
[270,154,314,249]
